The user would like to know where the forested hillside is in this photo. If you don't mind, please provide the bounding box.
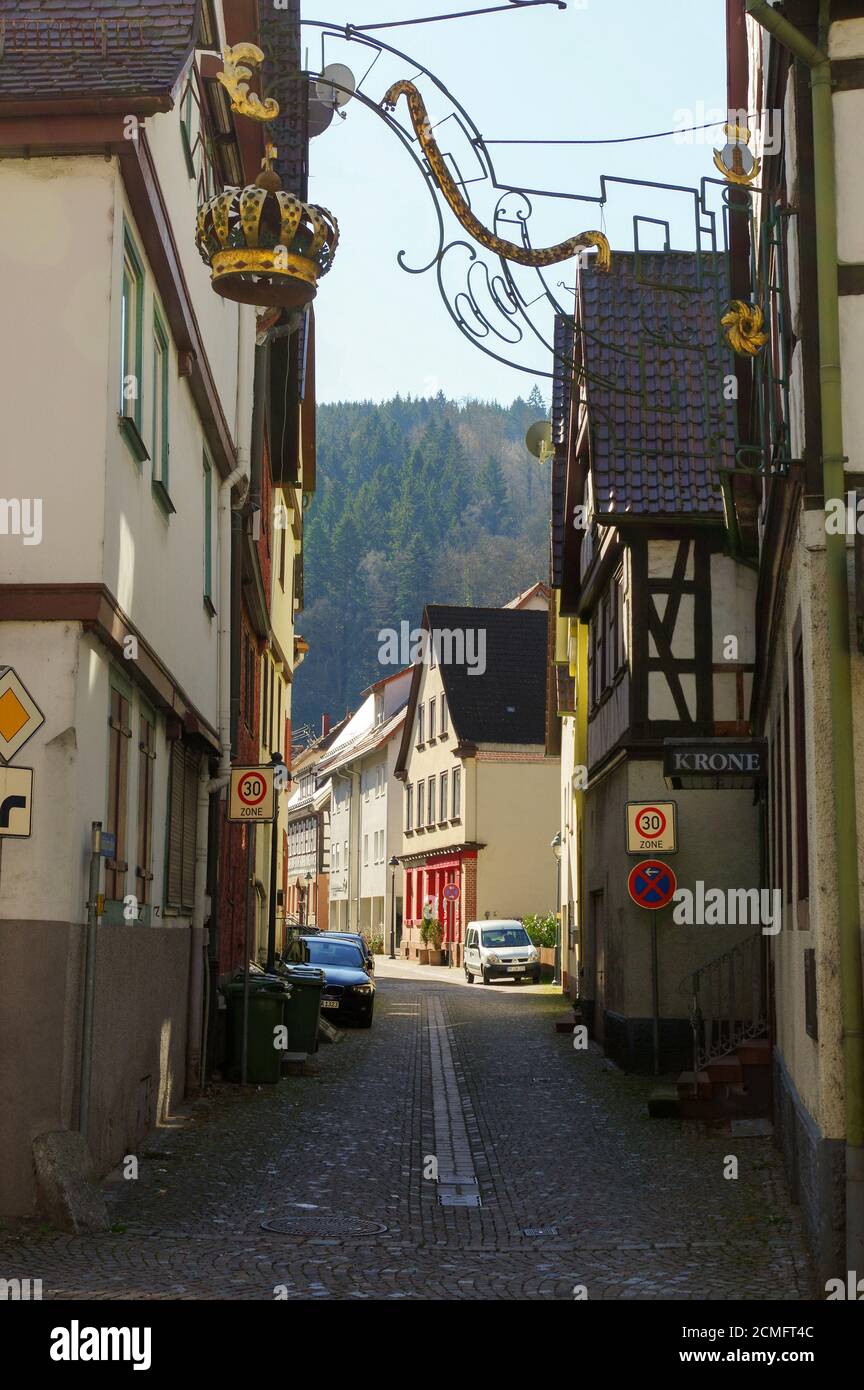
[293,389,549,732]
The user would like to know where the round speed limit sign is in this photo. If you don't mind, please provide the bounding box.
[626,800,677,854]
[636,806,666,838]
[238,772,267,807]
[229,766,276,822]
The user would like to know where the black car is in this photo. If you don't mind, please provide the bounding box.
[300,936,375,1027]
[323,932,375,975]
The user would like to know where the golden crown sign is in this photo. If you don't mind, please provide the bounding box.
[194,44,340,309]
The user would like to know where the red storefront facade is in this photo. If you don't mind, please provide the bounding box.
[401,847,478,967]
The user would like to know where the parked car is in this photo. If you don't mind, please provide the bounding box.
[464,920,541,985]
[300,935,375,1026]
[324,932,375,975]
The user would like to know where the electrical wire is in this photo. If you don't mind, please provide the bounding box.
[345,1,564,33]
[485,119,752,146]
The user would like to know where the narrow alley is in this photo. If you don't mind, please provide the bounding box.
[2,964,812,1301]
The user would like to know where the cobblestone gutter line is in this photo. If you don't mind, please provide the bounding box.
[427,994,480,1207]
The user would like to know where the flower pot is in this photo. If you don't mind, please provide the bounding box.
[418,947,430,964]
[427,949,444,966]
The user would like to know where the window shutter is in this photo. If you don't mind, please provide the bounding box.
[167,742,186,908]
[182,748,200,909]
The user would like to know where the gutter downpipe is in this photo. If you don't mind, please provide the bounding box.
[330,765,354,929]
[187,305,254,1093]
[746,0,864,1274]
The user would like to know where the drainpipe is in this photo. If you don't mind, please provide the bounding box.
[331,765,353,929]
[746,0,864,1274]
[187,305,255,1092]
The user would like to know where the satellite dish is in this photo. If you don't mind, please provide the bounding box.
[315,63,356,110]
[307,82,335,139]
[525,420,553,462]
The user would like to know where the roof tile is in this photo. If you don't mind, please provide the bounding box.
[577,251,734,521]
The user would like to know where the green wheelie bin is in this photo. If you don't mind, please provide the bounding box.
[225,975,292,1084]
[281,965,325,1061]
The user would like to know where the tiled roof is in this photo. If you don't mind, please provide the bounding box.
[316,707,406,776]
[0,3,197,107]
[578,252,734,520]
[428,606,548,747]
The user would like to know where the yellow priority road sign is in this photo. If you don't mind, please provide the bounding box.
[228,766,276,822]
[626,800,678,854]
[0,667,44,763]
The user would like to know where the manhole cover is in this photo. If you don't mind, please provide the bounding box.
[261,1213,388,1238]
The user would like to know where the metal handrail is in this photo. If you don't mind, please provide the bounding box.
[684,931,766,1074]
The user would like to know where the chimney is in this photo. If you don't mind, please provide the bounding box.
[321,713,331,739]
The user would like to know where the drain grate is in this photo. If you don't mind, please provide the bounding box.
[261,1212,388,1238]
[522,1226,559,1238]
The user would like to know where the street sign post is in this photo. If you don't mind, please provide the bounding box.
[228,766,276,822]
[626,801,677,854]
[630,856,677,1073]
[443,883,459,901]
[0,766,33,838]
[626,859,678,1077]
[627,859,677,911]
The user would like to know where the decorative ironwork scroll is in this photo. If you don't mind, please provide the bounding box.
[292,20,791,497]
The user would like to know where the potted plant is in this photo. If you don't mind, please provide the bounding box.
[418,900,435,963]
[523,913,558,977]
[425,917,444,966]
[417,917,430,964]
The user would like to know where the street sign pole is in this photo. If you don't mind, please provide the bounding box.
[265,753,285,974]
[241,822,255,1088]
[651,912,660,1077]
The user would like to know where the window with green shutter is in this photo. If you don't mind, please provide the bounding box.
[165,741,200,914]
[119,226,148,463]
[106,684,132,902]
[136,710,156,911]
[151,307,174,514]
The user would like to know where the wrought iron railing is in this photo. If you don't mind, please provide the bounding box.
[685,931,766,1073]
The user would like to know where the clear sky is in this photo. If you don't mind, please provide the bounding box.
[300,0,728,403]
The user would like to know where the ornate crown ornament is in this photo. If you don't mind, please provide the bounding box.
[194,45,339,308]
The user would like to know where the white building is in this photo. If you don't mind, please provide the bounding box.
[316,670,412,944]
[0,2,258,1216]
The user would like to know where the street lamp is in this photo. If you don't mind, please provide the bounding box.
[551,832,562,988]
[388,856,399,960]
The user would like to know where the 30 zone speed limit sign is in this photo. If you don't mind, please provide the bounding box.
[626,801,677,854]
[229,767,276,822]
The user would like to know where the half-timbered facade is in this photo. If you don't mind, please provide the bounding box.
[552,253,762,1072]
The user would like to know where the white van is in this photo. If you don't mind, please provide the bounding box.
[464,920,540,985]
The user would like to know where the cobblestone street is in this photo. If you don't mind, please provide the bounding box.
[1,961,814,1301]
